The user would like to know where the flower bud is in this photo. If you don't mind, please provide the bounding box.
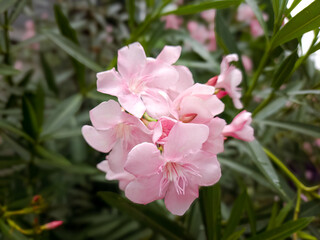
[206,76,218,86]
[41,221,63,230]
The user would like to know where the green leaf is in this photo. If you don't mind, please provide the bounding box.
[0,120,34,143]
[222,191,247,240]
[98,192,193,240]
[0,219,29,240]
[215,11,247,90]
[266,201,279,230]
[247,218,313,240]
[41,94,82,137]
[297,231,318,240]
[271,51,298,90]
[245,0,268,39]
[0,64,20,76]
[199,184,221,240]
[274,201,293,227]
[272,0,288,31]
[247,140,287,199]
[245,190,256,235]
[40,53,59,96]
[126,0,136,30]
[225,228,245,240]
[0,0,17,14]
[271,0,320,48]
[35,145,71,168]
[9,0,27,23]
[257,120,320,138]
[44,32,104,72]
[161,0,242,16]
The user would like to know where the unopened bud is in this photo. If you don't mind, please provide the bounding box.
[31,195,42,204]
[216,90,227,99]
[180,113,197,123]
[41,221,63,230]
[206,76,218,86]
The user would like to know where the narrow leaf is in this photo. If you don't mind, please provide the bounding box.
[40,53,59,96]
[245,0,268,39]
[98,192,193,240]
[222,191,247,240]
[41,94,82,137]
[271,51,298,90]
[0,0,17,14]
[44,32,104,72]
[35,145,71,167]
[199,184,221,240]
[0,64,20,76]
[247,218,313,240]
[271,1,320,48]
[257,120,320,138]
[247,140,287,199]
[245,190,256,235]
[274,201,293,227]
[0,120,34,143]
[162,0,242,16]
[225,228,245,240]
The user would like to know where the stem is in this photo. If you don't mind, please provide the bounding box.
[244,47,270,106]
[293,188,301,240]
[7,219,34,235]
[264,148,320,192]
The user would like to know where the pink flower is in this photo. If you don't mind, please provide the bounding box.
[236,4,255,22]
[97,42,179,118]
[187,21,217,52]
[124,122,221,215]
[201,9,216,23]
[172,83,225,124]
[223,110,254,141]
[22,20,39,50]
[215,54,243,109]
[106,25,113,43]
[202,117,226,155]
[161,15,183,30]
[314,139,320,147]
[250,19,264,38]
[241,55,253,73]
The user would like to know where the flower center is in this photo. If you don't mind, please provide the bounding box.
[116,123,131,141]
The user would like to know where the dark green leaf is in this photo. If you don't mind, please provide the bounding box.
[199,184,221,240]
[35,145,71,168]
[126,0,136,30]
[0,120,34,143]
[22,96,39,139]
[98,192,193,240]
[257,120,320,138]
[44,32,104,72]
[0,64,20,76]
[225,228,245,240]
[222,191,246,240]
[247,218,313,240]
[162,0,242,16]
[0,0,17,14]
[247,140,287,199]
[245,0,268,39]
[41,94,82,137]
[272,0,288,31]
[271,1,320,48]
[245,190,256,235]
[274,201,293,227]
[271,51,298,90]
[40,53,59,96]
[266,201,279,230]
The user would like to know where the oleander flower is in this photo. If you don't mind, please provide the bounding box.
[161,15,183,30]
[124,122,221,215]
[223,110,254,141]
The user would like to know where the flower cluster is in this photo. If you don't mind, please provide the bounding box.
[82,42,254,215]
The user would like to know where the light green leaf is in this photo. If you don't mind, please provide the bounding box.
[247,140,287,199]
[257,120,320,138]
[247,218,313,240]
[98,192,194,240]
[297,231,318,240]
[0,64,20,76]
[162,0,242,16]
[44,31,104,72]
[41,94,82,137]
[199,184,221,240]
[274,201,293,227]
[271,0,320,48]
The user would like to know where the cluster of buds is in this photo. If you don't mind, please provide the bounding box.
[82,42,254,215]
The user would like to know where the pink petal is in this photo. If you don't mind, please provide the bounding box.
[117,42,147,79]
[97,68,123,96]
[89,100,122,130]
[164,183,198,215]
[164,122,209,158]
[193,153,221,186]
[168,66,194,99]
[125,174,164,204]
[220,54,239,73]
[81,126,116,152]
[118,93,146,118]
[125,143,163,177]
[156,46,181,65]
[202,117,226,155]
[142,90,172,119]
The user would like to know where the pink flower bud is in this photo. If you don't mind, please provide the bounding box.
[42,221,63,230]
[31,195,42,204]
[223,110,254,141]
[206,76,218,86]
[216,90,227,99]
[180,113,197,123]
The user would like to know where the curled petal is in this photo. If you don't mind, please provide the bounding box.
[156,45,181,65]
[97,68,123,96]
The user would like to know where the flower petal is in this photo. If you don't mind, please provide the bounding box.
[125,174,164,204]
[125,143,163,177]
[156,45,181,65]
[81,126,116,152]
[97,68,123,96]
[164,183,198,216]
[117,42,147,79]
[118,93,146,118]
[193,153,221,186]
[89,100,122,130]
